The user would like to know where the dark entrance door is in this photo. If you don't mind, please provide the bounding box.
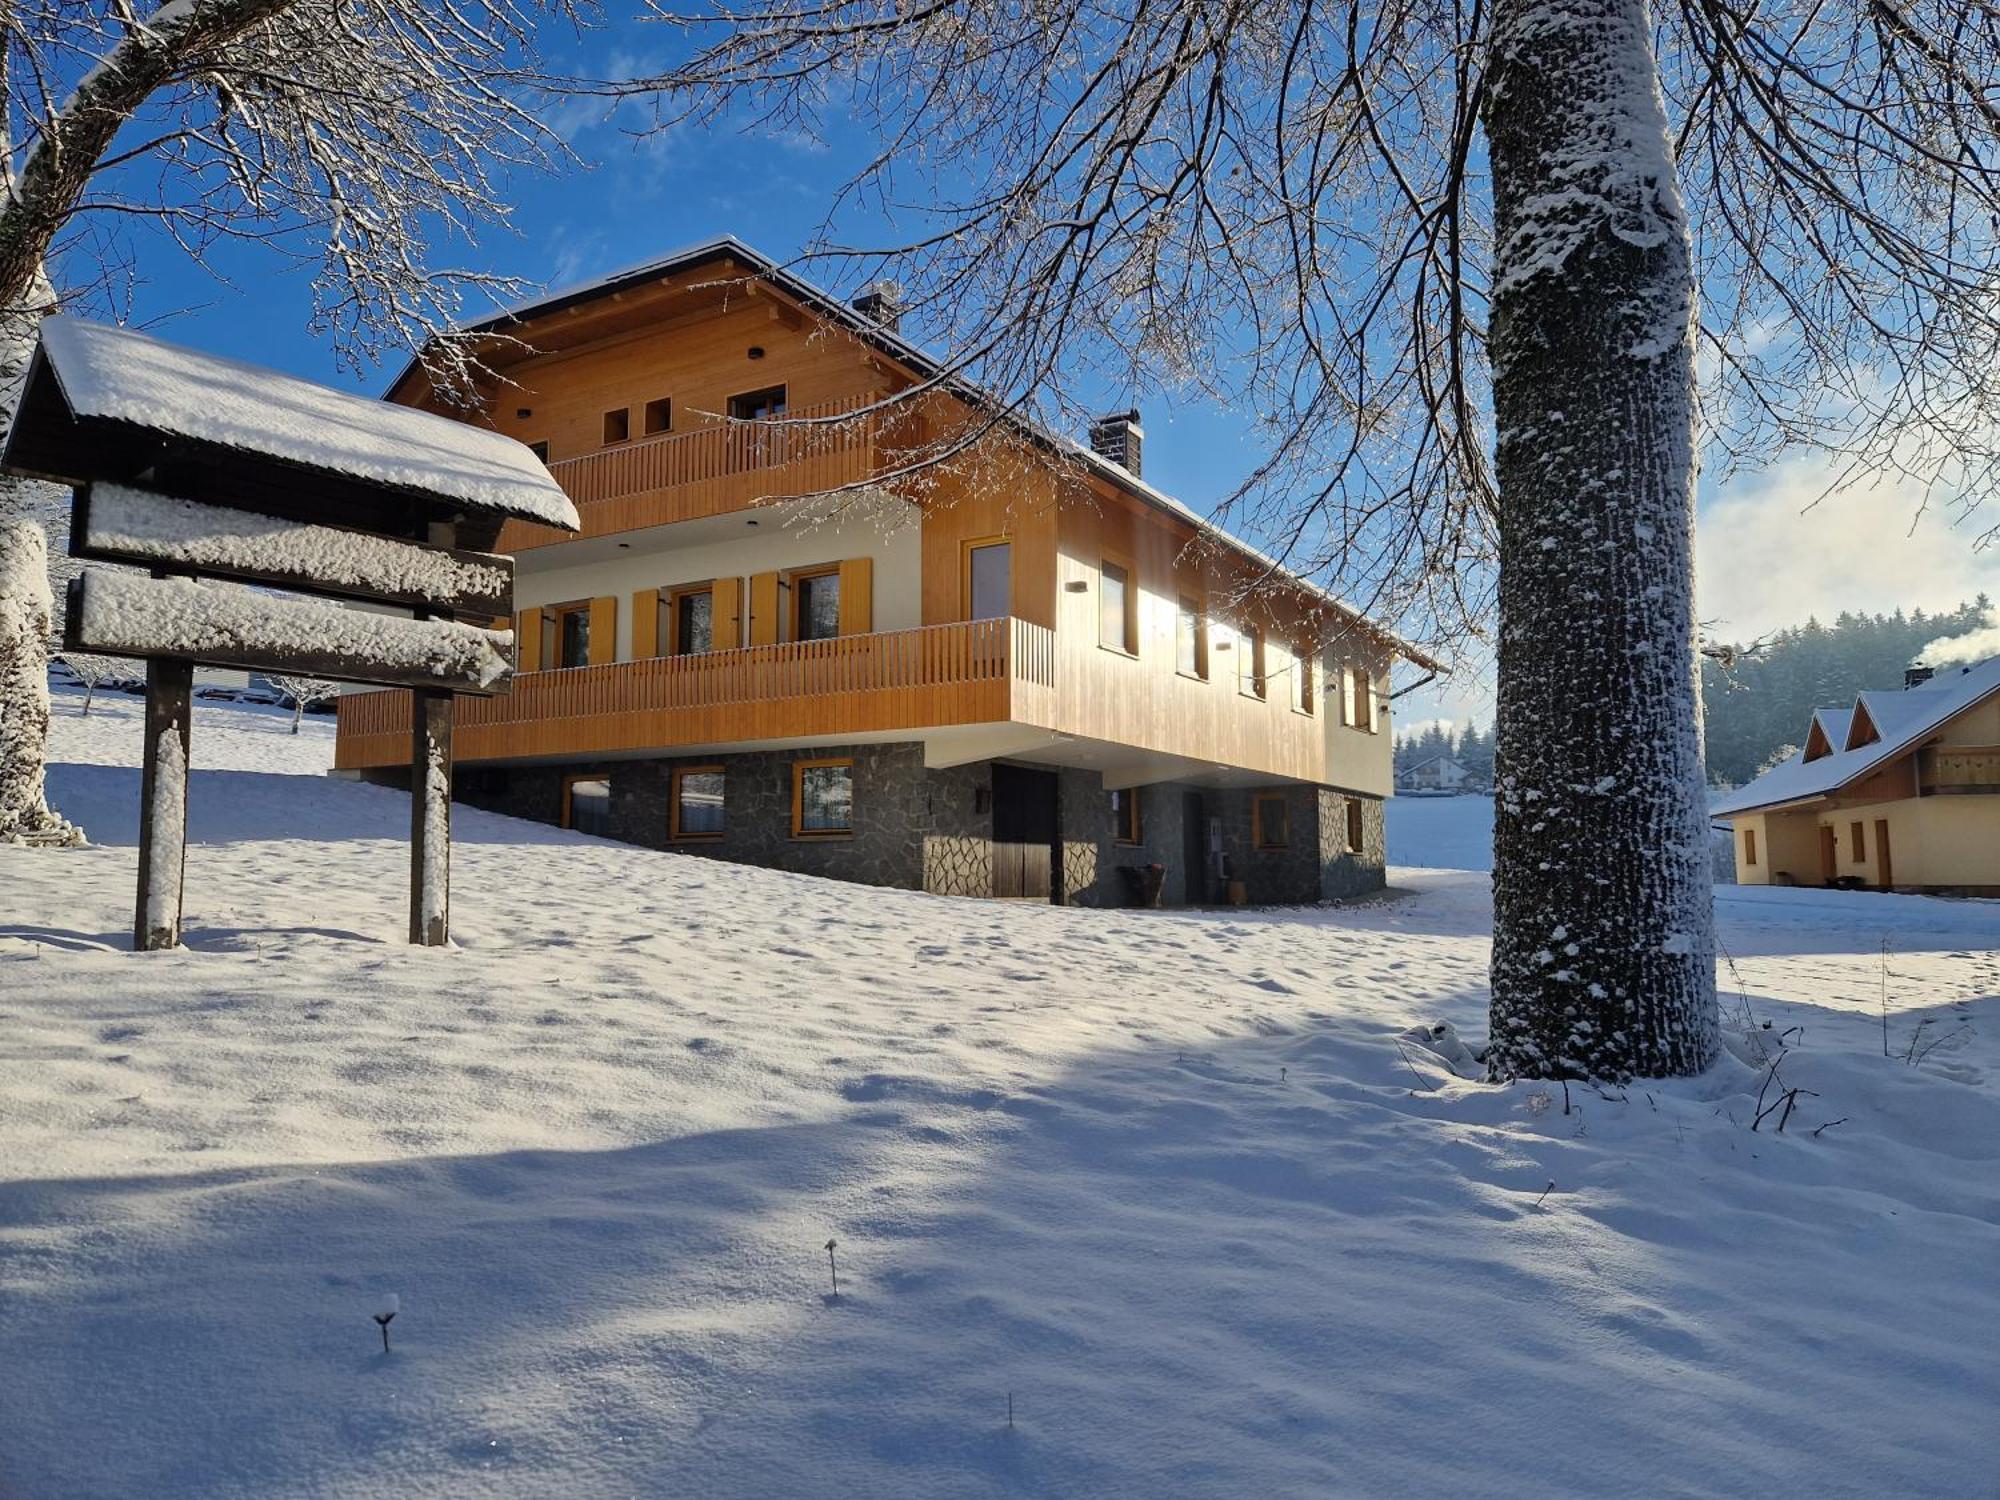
[992,763,1058,901]
[1182,791,1207,905]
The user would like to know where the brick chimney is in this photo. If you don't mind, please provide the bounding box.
[851,281,905,333]
[1904,665,1935,689]
[1089,410,1144,478]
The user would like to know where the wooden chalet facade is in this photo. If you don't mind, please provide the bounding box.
[334,238,1437,905]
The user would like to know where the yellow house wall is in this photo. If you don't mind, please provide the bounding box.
[1935,692,2000,747]
[1733,810,1822,886]
[1798,795,2000,889]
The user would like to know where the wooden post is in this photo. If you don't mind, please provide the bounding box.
[409,688,453,946]
[134,657,193,950]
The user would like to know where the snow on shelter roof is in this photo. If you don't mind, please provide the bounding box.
[17,317,577,530]
[1713,656,2000,817]
[409,237,1440,671]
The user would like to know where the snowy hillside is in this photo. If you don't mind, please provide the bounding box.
[2,687,1996,1498]
[1384,791,1495,870]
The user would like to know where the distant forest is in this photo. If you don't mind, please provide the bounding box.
[1700,597,1992,786]
[1395,597,1994,790]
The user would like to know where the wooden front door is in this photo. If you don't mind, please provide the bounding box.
[1819,824,1838,884]
[1875,819,1893,889]
[992,763,1058,902]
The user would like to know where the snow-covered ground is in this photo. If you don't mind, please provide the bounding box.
[3,687,1996,1498]
[1385,790,1496,870]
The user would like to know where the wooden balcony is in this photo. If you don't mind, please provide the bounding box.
[1921,744,2000,791]
[334,616,1057,769]
[499,395,878,552]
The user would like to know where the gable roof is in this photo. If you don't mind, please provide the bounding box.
[1713,656,2000,816]
[395,236,1441,671]
[1802,707,1850,762]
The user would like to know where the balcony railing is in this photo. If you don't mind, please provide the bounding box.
[335,616,1057,768]
[1922,744,2000,791]
[499,395,879,551]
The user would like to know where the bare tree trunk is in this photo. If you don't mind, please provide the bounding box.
[1483,0,1717,1081]
[0,518,79,844]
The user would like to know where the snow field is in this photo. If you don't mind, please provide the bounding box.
[0,687,1995,1498]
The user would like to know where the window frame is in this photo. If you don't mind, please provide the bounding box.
[1098,553,1139,657]
[1290,646,1316,716]
[1110,786,1142,846]
[602,407,631,446]
[1363,667,1382,733]
[962,535,1013,621]
[1252,792,1289,849]
[727,384,788,422]
[1345,798,1366,854]
[1238,626,1268,700]
[643,397,673,436]
[1175,595,1209,681]
[561,772,612,834]
[790,564,843,642]
[792,757,856,838]
[550,600,593,670]
[669,764,727,841]
[668,582,717,656]
[1743,827,1758,867]
[526,439,551,464]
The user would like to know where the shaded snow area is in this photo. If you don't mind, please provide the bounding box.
[3,687,1996,1498]
[1385,792,1496,870]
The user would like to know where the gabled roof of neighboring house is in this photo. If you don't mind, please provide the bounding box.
[389,235,1442,671]
[1401,753,1466,775]
[1713,656,2000,817]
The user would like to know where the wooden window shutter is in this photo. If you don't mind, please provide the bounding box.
[631,589,660,659]
[515,608,543,674]
[588,595,618,664]
[837,556,873,635]
[749,571,781,646]
[713,576,744,650]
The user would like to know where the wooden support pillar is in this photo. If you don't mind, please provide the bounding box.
[134,656,193,950]
[409,688,453,945]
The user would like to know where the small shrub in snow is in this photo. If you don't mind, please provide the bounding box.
[372,1293,399,1353]
[824,1239,840,1299]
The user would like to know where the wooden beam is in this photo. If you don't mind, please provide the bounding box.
[409,687,453,945]
[134,656,193,950]
[74,484,514,615]
[65,569,515,696]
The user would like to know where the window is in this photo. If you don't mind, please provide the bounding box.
[1850,821,1865,862]
[1364,669,1381,733]
[1110,787,1142,845]
[671,765,725,840]
[526,440,550,464]
[1238,627,1267,699]
[793,758,854,836]
[562,775,611,837]
[553,602,591,669]
[793,568,842,642]
[1744,828,1758,867]
[1099,559,1136,654]
[728,384,788,421]
[1341,666,1359,726]
[1253,793,1289,849]
[1176,597,1207,679]
[644,397,673,435]
[966,539,1012,621]
[672,586,714,655]
[1345,799,1365,854]
[1291,649,1315,715]
[602,407,630,445]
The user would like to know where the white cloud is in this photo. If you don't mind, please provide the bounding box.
[1695,458,2000,643]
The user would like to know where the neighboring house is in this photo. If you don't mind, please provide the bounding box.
[1714,659,2000,895]
[334,237,1438,905]
[1398,754,1472,793]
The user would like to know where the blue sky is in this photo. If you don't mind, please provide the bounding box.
[61,51,2000,733]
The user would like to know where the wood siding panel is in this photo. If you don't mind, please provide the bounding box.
[748,571,780,646]
[714,576,744,651]
[516,608,543,674]
[588,596,618,665]
[631,589,660,659]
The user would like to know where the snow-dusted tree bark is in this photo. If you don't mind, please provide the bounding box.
[1482,0,1715,1080]
[0,0,571,841]
[624,0,2000,1080]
